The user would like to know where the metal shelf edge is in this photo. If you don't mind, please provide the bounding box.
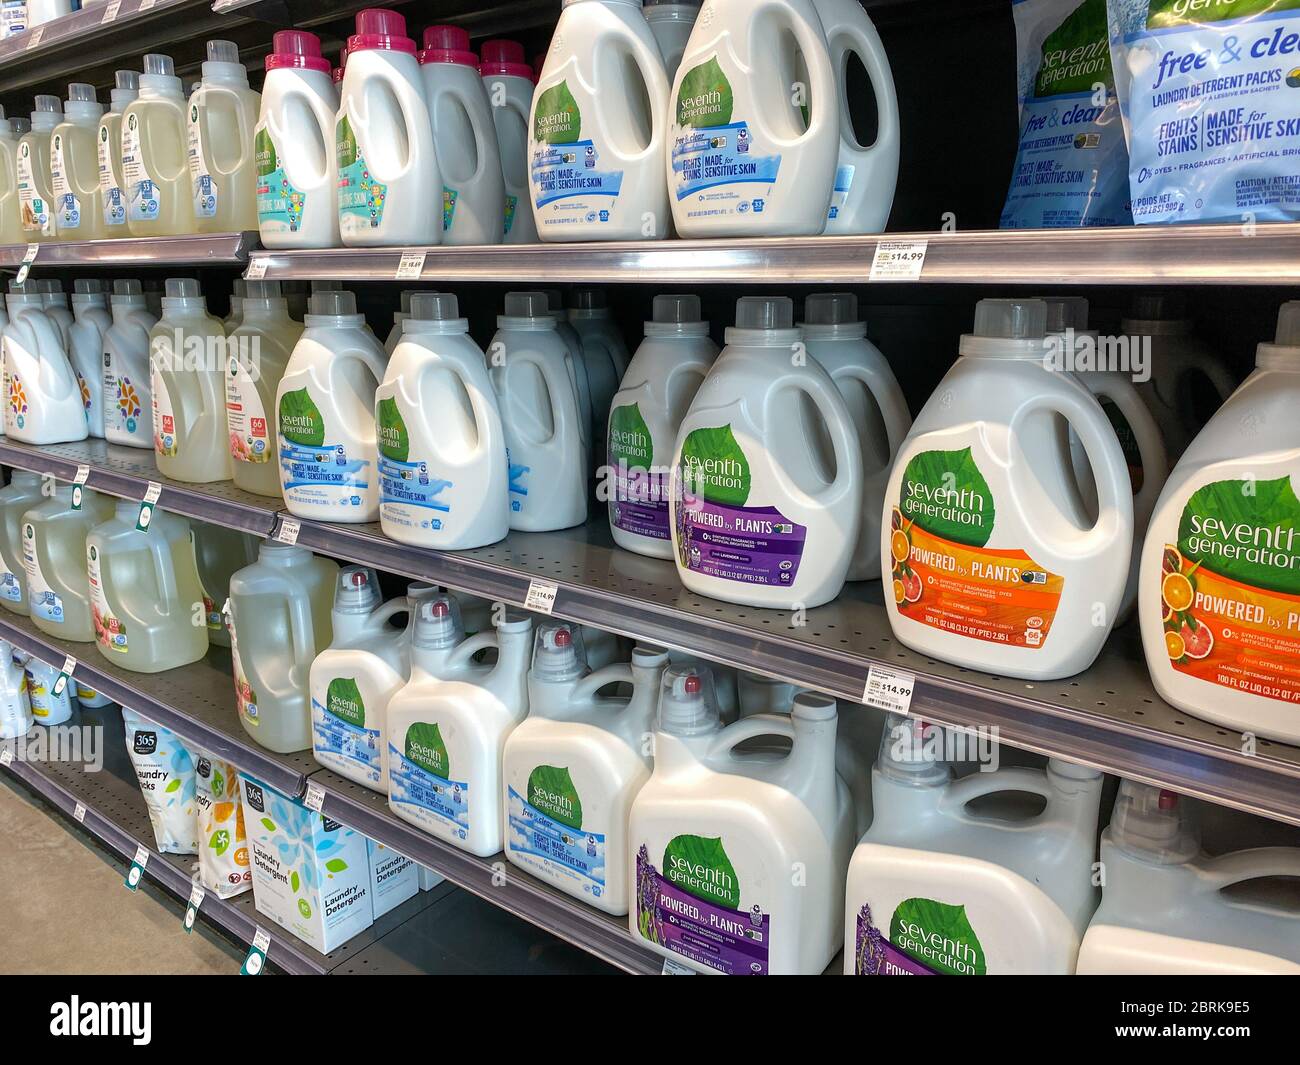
[0,232,257,268]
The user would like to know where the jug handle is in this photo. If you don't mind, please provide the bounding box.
[705,713,796,765]
[936,768,1056,820]
[254,568,318,669]
[369,597,410,629]
[447,630,499,670]
[834,360,911,475]
[145,525,182,614]
[275,84,335,189]
[1079,375,1167,518]
[28,312,78,397]
[508,348,572,447]
[829,12,899,194]
[573,661,634,701]
[595,24,670,164]
[202,83,256,178]
[1197,848,1300,893]
[334,344,388,395]
[752,0,839,150]
[445,80,496,187]
[764,366,863,509]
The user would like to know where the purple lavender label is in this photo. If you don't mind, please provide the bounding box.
[855,903,937,975]
[610,465,670,540]
[676,499,805,587]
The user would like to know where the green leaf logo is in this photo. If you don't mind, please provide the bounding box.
[336,113,357,170]
[404,722,450,779]
[678,424,751,507]
[325,677,365,727]
[676,55,733,127]
[255,127,277,177]
[1035,0,1113,98]
[290,870,300,893]
[324,858,348,873]
[376,396,410,462]
[278,387,325,447]
[890,897,986,976]
[260,817,276,832]
[165,778,181,793]
[526,765,582,830]
[1147,0,1298,31]
[1179,476,1300,595]
[898,448,996,547]
[663,834,740,910]
[298,897,312,918]
[533,80,581,144]
[609,403,653,466]
[209,829,230,856]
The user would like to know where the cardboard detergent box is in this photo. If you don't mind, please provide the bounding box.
[238,774,373,953]
[367,839,418,919]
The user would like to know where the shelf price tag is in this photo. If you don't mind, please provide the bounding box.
[25,25,43,50]
[136,481,161,531]
[100,0,122,22]
[862,664,916,715]
[303,780,325,813]
[125,845,149,890]
[138,0,158,11]
[274,517,300,545]
[183,884,205,933]
[395,252,426,280]
[244,258,268,281]
[0,746,12,767]
[70,464,91,511]
[661,958,697,975]
[523,579,558,615]
[52,655,76,698]
[869,239,928,282]
[241,928,271,975]
[15,243,38,285]
[73,802,86,823]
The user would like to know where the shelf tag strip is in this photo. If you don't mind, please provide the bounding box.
[16,243,38,285]
[241,928,271,975]
[183,884,205,933]
[862,664,916,715]
[125,846,149,890]
[523,579,558,615]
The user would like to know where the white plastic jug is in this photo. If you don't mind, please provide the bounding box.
[336,8,440,247]
[3,282,87,444]
[800,292,910,581]
[504,624,669,914]
[1077,781,1300,974]
[388,600,534,855]
[102,279,158,449]
[382,289,413,356]
[23,653,72,726]
[122,54,193,237]
[86,500,208,672]
[377,292,509,550]
[21,485,115,642]
[97,71,139,233]
[644,0,699,78]
[0,118,21,244]
[0,469,44,613]
[529,0,671,241]
[420,25,505,246]
[884,298,1133,680]
[488,291,587,532]
[630,676,852,973]
[187,40,261,233]
[671,296,862,609]
[228,542,338,753]
[51,83,107,241]
[844,715,1103,974]
[192,521,257,648]
[17,95,61,239]
[543,289,594,467]
[568,288,629,452]
[479,39,538,243]
[0,639,31,739]
[669,0,838,236]
[608,294,718,558]
[255,30,339,249]
[278,290,389,523]
[69,279,110,438]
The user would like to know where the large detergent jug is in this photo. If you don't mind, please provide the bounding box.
[311,566,409,791]
[568,288,629,452]
[420,26,505,246]
[0,639,31,739]
[884,299,1133,679]
[844,716,1102,975]
[1140,302,1300,745]
[529,0,671,241]
[377,292,509,550]
[383,289,413,356]
[608,294,718,558]
[102,279,158,449]
[69,279,110,438]
[21,485,114,642]
[3,282,87,444]
[644,0,699,78]
[488,291,587,531]
[226,280,303,497]
[388,599,534,855]
[23,654,72,726]
[228,542,338,753]
[543,289,594,465]
[187,40,261,233]
[0,117,21,244]
[255,31,339,248]
[150,278,231,483]
[1077,781,1300,974]
[192,521,257,648]
[278,290,389,523]
[504,625,669,914]
[479,39,538,243]
[671,296,862,609]
[50,83,107,241]
[336,8,440,247]
[800,292,910,581]
[17,95,61,239]
[669,0,838,236]
[630,677,852,973]
[0,470,44,613]
[86,500,208,672]
[97,70,139,233]
[122,54,192,237]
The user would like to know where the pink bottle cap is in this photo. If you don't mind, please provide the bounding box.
[348,8,416,55]
[332,47,348,84]
[418,25,477,67]
[479,38,534,81]
[265,30,331,73]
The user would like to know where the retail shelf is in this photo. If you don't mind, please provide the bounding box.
[246,224,1300,286]
[0,232,257,270]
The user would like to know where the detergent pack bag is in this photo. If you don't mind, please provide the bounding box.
[193,749,252,898]
[1109,0,1300,224]
[1002,0,1133,227]
[122,708,199,854]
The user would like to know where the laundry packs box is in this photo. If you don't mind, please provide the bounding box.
[367,839,419,919]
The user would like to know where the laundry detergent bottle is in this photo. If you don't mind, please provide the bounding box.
[278,289,389,523]
[310,566,409,791]
[388,603,534,856]
[608,294,719,558]
[23,654,72,726]
[1077,781,1300,974]
[187,40,261,233]
[644,0,700,79]
[543,289,594,467]
[51,83,107,241]
[568,288,630,446]
[228,542,338,752]
[0,470,43,614]
[0,118,22,245]
[69,279,111,437]
[630,678,853,974]
[192,521,257,648]
[85,500,208,672]
[884,299,1133,679]
[845,715,1103,975]
[122,54,192,237]
[800,292,910,581]
[479,39,538,243]
[3,281,85,444]
[671,296,863,609]
[529,0,671,241]
[1140,302,1300,745]
[227,279,303,497]
[97,70,139,233]
[22,485,115,642]
[150,278,231,483]
[336,8,440,246]
[377,292,509,550]
[103,279,158,449]
[17,95,61,239]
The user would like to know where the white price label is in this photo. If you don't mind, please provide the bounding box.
[241,927,271,975]
[862,664,916,715]
[133,845,149,867]
[138,0,158,10]
[0,747,12,766]
[661,958,697,975]
[183,883,205,932]
[52,655,76,697]
[395,252,426,280]
[25,25,42,50]
[16,243,38,284]
[73,802,86,823]
[303,780,325,812]
[101,0,122,22]
[523,579,558,615]
[869,239,928,282]
[244,258,268,280]
[142,481,162,505]
[73,464,90,485]
[275,517,300,545]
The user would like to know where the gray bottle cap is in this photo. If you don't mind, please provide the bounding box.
[11,118,30,136]
[409,292,458,321]
[7,280,33,294]
[399,290,415,314]
[309,291,356,316]
[115,70,140,91]
[143,54,176,78]
[791,690,837,722]
[34,279,58,294]
[34,95,61,114]
[803,292,859,326]
[207,40,241,64]
[73,279,106,295]
[164,278,201,299]
[243,280,281,299]
[971,298,1047,340]
[67,83,97,104]
[504,291,550,319]
[112,279,143,297]
[1041,295,1089,335]
[572,288,605,311]
[734,296,793,331]
[651,294,701,324]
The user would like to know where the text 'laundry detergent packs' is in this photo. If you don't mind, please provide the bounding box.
[883,298,1133,680]
[1001,0,1131,229]
[3,280,86,445]
[122,708,198,855]
[22,485,114,643]
[1140,301,1300,745]
[102,279,158,449]
[186,40,261,234]
[1077,780,1300,974]
[479,39,538,243]
[0,469,44,613]
[504,625,668,915]
[630,679,853,974]
[529,0,671,241]
[97,70,139,232]
[192,749,252,899]
[845,715,1103,975]
[1108,0,1300,224]
[388,599,533,856]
